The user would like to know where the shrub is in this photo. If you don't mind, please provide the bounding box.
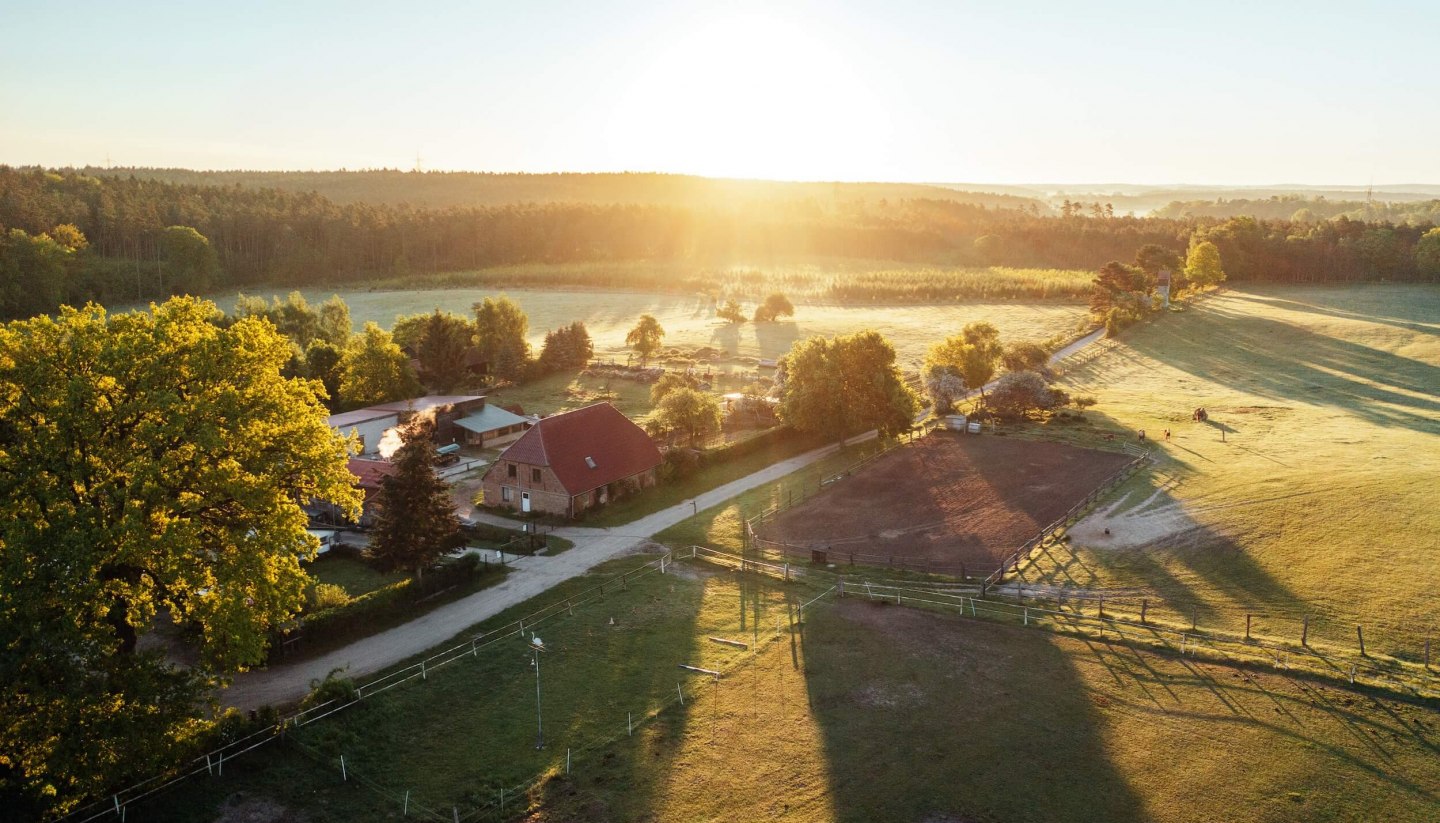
[308,582,351,611]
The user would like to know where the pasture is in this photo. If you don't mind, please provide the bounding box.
[1017,285,1440,659]
[755,433,1133,573]
[234,286,1088,373]
[132,557,1440,823]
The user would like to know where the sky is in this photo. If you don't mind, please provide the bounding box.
[2,0,1437,186]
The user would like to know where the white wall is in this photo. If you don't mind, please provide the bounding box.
[338,415,400,455]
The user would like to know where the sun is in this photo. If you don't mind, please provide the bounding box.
[605,11,890,180]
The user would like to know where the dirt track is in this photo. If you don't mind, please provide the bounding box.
[757,434,1131,570]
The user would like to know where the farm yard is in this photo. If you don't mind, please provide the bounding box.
[755,434,1134,573]
[128,556,1440,823]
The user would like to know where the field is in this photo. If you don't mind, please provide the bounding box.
[1013,285,1440,659]
[226,285,1088,373]
[132,558,1440,823]
[756,434,1133,572]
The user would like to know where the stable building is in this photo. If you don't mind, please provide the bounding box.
[481,403,662,518]
[453,404,533,448]
[329,395,490,455]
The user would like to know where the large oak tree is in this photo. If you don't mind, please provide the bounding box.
[0,298,361,815]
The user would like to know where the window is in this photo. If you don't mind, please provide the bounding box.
[532,468,542,483]
[508,463,517,478]
[501,486,512,502]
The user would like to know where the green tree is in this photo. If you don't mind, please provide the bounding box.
[339,322,419,407]
[0,228,71,321]
[778,331,918,440]
[316,295,352,347]
[158,225,218,294]
[650,372,701,405]
[1417,228,1440,279]
[1134,243,1182,279]
[626,314,665,364]
[367,416,461,580]
[0,298,360,815]
[305,340,344,405]
[652,387,723,445]
[716,299,746,323]
[988,370,1060,419]
[1001,340,1049,373]
[923,363,966,414]
[753,292,795,323]
[1185,240,1226,288]
[473,296,531,380]
[415,310,474,392]
[927,322,1002,400]
[537,321,593,372]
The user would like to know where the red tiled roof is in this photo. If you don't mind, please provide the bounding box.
[496,403,661,496]
[347,458,399,490]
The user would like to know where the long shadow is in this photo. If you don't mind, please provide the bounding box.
[1226,288,1440,335]
[802,601,1148,822]
[753,320,801,361]
[1128,301,1440,432]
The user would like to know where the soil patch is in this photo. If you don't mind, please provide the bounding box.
[757,433,1131,572]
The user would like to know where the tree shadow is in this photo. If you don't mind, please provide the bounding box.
[1226,289,1440,335]
[1128,301,1440,433]
[802,601,1148,822]
[709,322,741,356]
[753,320,801,361]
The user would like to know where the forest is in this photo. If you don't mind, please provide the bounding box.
[1,166,1437,321]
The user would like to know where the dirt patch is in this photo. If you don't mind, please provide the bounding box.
[757,434,1131,571]
[213,794,305,823]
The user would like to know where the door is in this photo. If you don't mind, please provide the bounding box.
[521,492,531,513]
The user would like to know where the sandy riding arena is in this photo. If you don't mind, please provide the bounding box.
[756,433,1133,571]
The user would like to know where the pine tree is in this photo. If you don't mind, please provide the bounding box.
[368,417,461,580]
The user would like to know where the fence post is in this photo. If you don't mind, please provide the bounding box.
[340,755,347,781]
[783,563,789,582]
[404,790,409,816]
[1098,596,1104,619]
[1301,615,1309,647]
[1140,599,1148,624]
[1024,607,1029,627]
[1426,638,1432,669]
[1245,614,1252,641]
[1357,626,1366,657]
[567,748,571,775]
[838,578,845,598]
[677,683,684,706]
[421,659,427,681]
[628,712,632,736]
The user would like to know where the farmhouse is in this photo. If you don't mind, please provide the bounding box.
[481,402,662,518]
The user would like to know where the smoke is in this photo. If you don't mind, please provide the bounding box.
[377,407,438,460]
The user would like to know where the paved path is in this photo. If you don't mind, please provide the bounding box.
[224,327,1105,710]
[222,430,877,710]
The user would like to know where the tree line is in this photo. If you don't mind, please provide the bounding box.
[2,167,1438,322]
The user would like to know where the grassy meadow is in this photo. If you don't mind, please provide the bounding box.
[1013,285,1440,660]
[229,281,1088,374]
[134,558,1440,823]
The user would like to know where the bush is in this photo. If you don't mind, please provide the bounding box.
[308,582,351,611]
[303,668,358,709]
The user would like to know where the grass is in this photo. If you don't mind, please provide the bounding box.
[1012,284,1440,659]
[651,435,894,549]
[305,554,405,598]
[133,559,1440,823]
[230,284,1090,384]
[346,258,1096,304]
[575,431,854,528]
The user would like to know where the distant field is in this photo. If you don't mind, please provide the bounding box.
[1015,285,1440,658]
[225,285,1089,372]
[134,560,1440,823]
